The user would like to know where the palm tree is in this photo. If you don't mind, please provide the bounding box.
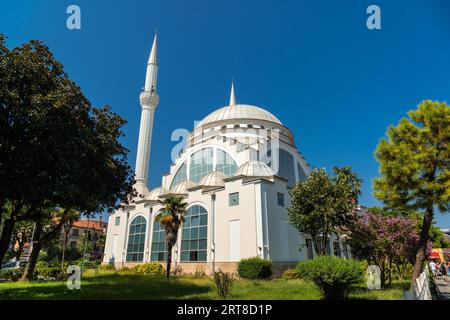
[156,196,188,279]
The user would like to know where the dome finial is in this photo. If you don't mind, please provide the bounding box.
[229,79,236,106]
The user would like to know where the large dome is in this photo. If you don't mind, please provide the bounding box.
[196,104,282,128]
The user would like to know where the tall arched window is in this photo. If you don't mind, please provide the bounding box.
[150,215,167,261]
[126,216,146,262]
[189,148,214,183]
[279,149,295,187]
[170,162,187,189]
[180,205,208,262]
[216,149,237,176]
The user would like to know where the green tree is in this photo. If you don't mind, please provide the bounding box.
[0,34,135,266]
[156,196,188,279]
[21,208,76,280]
[374,100,450,282]
[288,167,362,256]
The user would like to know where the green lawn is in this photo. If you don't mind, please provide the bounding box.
[0,269,408,300]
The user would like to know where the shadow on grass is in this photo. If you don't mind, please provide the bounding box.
[347,280,411,300]
[0,273,213,300]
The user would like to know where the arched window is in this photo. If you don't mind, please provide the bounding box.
[150,214,167,261]
[180,205,208,262]
[216,149,237,176]
[126,216,146,262]
[170,162,187,189]
[279,149,295,187]
[189,148,214,183]
[297,162,307,182]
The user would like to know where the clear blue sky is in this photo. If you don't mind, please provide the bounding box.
[1,1,449,227]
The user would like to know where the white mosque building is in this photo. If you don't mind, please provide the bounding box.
[103,33,352,274]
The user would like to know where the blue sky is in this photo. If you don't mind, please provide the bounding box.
[1,1,450,227]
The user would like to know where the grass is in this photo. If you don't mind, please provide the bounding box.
[0,269,407,300]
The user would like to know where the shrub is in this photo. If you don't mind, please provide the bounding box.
[131,262,165,275]
[282,268,300,280]
[35,261,68,281]
[0,268,23,282]
[237,257,272,279]
[100,264,116,271]
[296,256,364,300]
[194,266,206,278]
[213,269,234,298]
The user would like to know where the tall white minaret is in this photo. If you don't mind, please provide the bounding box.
[134,32,159,196]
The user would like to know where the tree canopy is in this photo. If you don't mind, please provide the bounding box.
[0,34,134,271]
[288,166,362,256]
[373,100,450,281]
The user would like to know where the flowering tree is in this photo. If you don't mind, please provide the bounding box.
[347,211,430,289]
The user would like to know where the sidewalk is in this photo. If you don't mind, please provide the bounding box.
[433,276,450,300]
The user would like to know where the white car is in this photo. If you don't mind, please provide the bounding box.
[0,260,26,272]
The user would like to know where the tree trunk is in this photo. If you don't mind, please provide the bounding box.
[0,217,16,264]
[412,206,433,283]
[21,224,42,281]
[166,243,173,280]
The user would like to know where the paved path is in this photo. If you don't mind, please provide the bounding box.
[433,276,450,300]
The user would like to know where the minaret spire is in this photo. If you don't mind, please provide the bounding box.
[229,80,236,106]
[135,31,160,196]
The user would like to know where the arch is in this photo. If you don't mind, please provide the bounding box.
[180,205,208,262]
[189,147,214,183]
[216,149,237,176]
[126,215,147,262]
[169,161,187,189]
[150,213,168,262]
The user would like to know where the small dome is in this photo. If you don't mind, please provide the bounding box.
[171,180,196,195]
[237,161,274,177]
[199,171,226,188]
[146,187,169,201]
[196,104,282,128]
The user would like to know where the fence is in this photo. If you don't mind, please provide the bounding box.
[410,267,432,300]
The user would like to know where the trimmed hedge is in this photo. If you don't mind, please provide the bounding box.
[237,257,272,279]
[296,256,364,300]
[130,262,165,275]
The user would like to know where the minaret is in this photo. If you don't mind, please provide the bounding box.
[134,33,159,196]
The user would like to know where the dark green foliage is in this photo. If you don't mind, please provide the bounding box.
[373,100,450,280]
[213,269,234,298]
[288,167,361,256]
[0,268,23,282]
[34,261,68,280]
[296,256,364,300]
[237,257,272,279]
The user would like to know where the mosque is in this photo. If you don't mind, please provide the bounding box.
[102,33,352,273]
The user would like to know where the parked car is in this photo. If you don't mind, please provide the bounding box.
[0,260,26,272]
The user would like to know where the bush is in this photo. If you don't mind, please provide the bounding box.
[282,268,300,280]
[35,261,67,281]
[0,268,23,282]
[100,264,116,271]
[131,262,165,275]
[238,257,272,279]
[297,256,364,300]
[213,269,234,298]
